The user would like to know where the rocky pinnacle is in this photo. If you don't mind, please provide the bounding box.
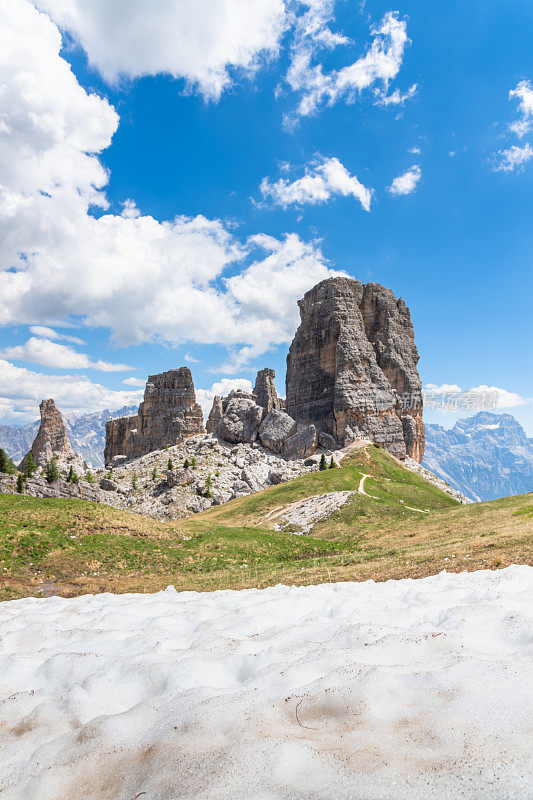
[285,277,425,461]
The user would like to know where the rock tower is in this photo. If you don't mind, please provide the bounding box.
[104,368,204,464]
[286,277,424,461]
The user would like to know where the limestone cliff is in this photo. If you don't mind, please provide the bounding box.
[286,277,424,461]
[105,368,204,464]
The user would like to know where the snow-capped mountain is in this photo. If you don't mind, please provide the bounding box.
[423,411,533,501]
[0,406,137,467]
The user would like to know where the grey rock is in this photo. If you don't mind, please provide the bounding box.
[283,424,318,460]
[258,409,297,453]
[19,398,83,472]
[105,368,204,464]
[254,368,280,412]
[317,431,338,450]
[99,478,118,492]
[206,396,223,434]
[232,479,251,496]
[218,392,264,444]
[166,468,195,488]
[286,277,424,462]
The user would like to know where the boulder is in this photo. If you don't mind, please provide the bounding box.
[317,431,338,450]
[283,424,317,460]
[99,478,118,492]
[218,393,264,444]
[258,409,297,453]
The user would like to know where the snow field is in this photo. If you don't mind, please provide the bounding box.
[0,565,532,799]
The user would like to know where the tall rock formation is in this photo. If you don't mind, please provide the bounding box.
[286,277,424,461]
[104,368,204,464]
[254,368,280,413]
[206,396,223,434]
[20,399,82,471]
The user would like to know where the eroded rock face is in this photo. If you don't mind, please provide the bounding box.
[283,424,318,461]
[286,277,424,461]
[254,368,280,413]
[217,391,264,444]
[258,409,297,453]
[206,396,223,434]
[105,368,204,464]
[20,399,81,470]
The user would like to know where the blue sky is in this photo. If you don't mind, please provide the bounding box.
[0,0,532,433]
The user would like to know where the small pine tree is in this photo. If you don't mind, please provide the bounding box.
[24,452,37,477]
[106,471,112,479]
[191,457,197,468]
[329,457,336,469]
[67,466,74,482]
[16,473,24,494]
[152,466,157,481]
[132,472,138,489]
[204,473,213,498]
[319,453,327,471]
[215,469,220,477]
[183,457,190,469]
[45,458,59,483]
[86,470,94,484]
[167,457,173,471]
[70,470,79,485]
[0,448,15,474]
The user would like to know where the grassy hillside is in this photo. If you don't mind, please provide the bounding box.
[0,445,531,600]
[190,445,459,536]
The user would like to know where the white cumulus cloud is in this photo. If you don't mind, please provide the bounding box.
[0,359,144,423]
[34,0,288,100]
[122,377,146,387]
[260,156,372,210]
[286,10,411,121]
[424,383,528,411]
[0,337,132,372]
[509,79,533,137]
[29,326,85,345]
[492,143,533,173]
[388,165,421,196]
[0,0,342,379]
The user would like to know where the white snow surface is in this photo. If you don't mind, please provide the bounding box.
[1,566,532,799]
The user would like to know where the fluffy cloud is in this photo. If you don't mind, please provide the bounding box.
[122,377,146,387]
[196,378,253,418]
[29,326,85,345]
[0,1,341,376]
[0,337,131,372]
[388,165,421,196]
[0,359,143,423]
[286,10,412,121]
[34,0,287,100]
[424,383,527,411]
[492,143,533,173]
[260,156,372,210]
[509,79,533,137]
[490,79,533,172]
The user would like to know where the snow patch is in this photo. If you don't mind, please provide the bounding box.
[0,566,532,798]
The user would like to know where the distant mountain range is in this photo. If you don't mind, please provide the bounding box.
[423,411,533,501]
[0,406,137,467]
